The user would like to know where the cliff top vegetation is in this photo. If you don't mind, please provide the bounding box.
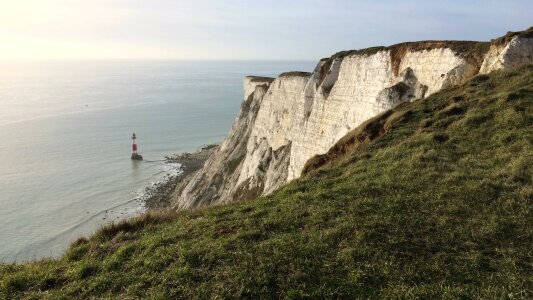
[278,71,312,78]
[246,76,275,83]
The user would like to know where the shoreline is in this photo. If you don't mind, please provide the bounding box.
[142,144,219,210]
[1,144,219,263]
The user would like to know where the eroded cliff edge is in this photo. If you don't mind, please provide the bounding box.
[173,27,533,210]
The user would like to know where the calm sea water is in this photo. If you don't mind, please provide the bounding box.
[0,60,315,262]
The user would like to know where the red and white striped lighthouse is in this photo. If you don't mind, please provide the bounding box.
[131,133,143,160]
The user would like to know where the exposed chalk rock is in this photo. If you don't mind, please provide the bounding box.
[173,82,272,210]
[243,76,275,101]
[238,73,309,188]
[375,68,428,112]
[480,37,533,74]
[174,27,533,210]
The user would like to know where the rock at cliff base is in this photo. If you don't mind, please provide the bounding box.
[131,154,143,160]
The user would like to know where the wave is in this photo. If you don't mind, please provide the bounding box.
[143,159,167,163]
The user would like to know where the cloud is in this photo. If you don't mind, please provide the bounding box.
[0,0,531,60]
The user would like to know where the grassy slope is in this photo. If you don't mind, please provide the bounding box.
[1,65,532,299]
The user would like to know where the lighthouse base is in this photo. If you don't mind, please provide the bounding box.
[131,153,143,161]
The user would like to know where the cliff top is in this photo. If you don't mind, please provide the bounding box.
[320,40,490,76]
[319,27,532,76]
[491,26,533,47]
[2,64,532,299]
[325,40,489,60]
[278,71,312,78]
[245,76,275,83]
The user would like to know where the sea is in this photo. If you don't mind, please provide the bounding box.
[0,60,315,262]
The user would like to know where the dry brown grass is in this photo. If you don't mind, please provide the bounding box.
[491,26,533,47]
[96,210,177,240]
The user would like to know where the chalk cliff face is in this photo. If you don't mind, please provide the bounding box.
[174,27,533,210]
[173,78,273,210]
[480,30,533,73]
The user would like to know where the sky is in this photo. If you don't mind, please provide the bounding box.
[0,0,531,61]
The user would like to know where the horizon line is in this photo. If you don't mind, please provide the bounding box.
[0,58,320,63]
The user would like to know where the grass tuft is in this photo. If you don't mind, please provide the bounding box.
[96,211,177,240]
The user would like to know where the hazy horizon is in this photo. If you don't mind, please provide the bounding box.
[1,0,531,61]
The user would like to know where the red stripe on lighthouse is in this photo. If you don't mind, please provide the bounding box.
[132,144,137,151]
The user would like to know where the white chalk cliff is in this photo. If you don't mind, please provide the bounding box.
[173,27,533,210]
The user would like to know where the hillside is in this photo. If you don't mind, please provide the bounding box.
[1,65,532,299]
[174,27,533,210]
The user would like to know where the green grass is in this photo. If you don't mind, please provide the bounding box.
[1,65,532,299]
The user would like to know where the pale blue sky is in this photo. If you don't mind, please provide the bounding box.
[0,0,531,60]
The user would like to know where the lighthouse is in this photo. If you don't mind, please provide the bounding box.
[131,133,143,160]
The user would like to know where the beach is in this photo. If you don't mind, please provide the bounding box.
[143,144,219,210]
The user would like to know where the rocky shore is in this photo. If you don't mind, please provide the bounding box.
[142,144,219,210]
